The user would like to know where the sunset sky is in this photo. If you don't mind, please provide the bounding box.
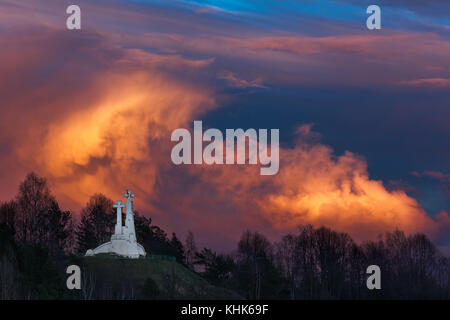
[0,0,449,253]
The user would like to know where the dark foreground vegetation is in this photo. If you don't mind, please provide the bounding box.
[0,172,449,299]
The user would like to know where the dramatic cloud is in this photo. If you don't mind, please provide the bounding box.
[163,125,450,249]
[110,31,450,87]
[0,1,449,252]
[262,126,450,242]
[0,26,216,209]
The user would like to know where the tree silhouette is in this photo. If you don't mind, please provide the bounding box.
[0,172,448,300]
[194,248,235,287]
[0,200,17,235]
[236,230,285,299]
[13,172,73,256]
[170,232,185,264]
[75,193,114,253]
[185,230,197,269]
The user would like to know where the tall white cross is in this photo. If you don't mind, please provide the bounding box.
[113,200,125,208]
[123,189,136,242]
[124,189,135,199]
[113,200,125,235]
[123,189,135,221]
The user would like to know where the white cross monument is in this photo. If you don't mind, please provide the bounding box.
[113,200,124,235]
[85,189,147,259]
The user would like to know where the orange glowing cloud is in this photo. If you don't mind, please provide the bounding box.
[0,26,216,210]
[178,125,450,246]
[0,25,449,252]
[263,133,450,241]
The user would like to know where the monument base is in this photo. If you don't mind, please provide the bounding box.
[85,189,147,259]
[85,237,146,259]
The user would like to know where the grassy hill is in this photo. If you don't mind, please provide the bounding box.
[72,255,242,299]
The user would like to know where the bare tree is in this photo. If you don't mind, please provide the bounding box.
[16,172,54,245]
[14,172,73,256]
[237,230,272,299]
[185,230,197,269]
[275,234,299,299]
[81,269,97,300]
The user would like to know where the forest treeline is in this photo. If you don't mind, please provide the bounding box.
[0,172,449,299]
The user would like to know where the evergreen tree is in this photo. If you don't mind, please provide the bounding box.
[134,212,173,256]
[75,193,114,253]
[194,248,236,287]
[170,232,185,263]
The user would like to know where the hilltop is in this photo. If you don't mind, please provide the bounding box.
[69,255,242,300]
